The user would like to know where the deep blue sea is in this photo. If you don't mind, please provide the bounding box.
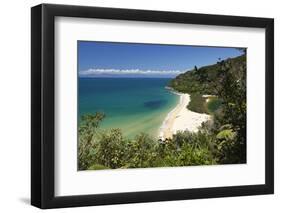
[79,78,179,138]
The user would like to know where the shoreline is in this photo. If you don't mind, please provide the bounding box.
[159,91,211,140]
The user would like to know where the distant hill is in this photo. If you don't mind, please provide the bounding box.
[169,54,246,95]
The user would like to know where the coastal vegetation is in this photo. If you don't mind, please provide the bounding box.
[169,55,246,95]
[185,93,222,114]
[78,112,216,170]
[78,53,247,170]
[187,94,208,113]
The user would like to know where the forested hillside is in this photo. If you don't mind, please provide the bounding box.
[169,55,246,95]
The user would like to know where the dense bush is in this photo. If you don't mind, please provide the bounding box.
[78,112,105,170]
[187,94,208,114]
[186,94,222,115]
[78,114,217,170]
[169,55,246,95]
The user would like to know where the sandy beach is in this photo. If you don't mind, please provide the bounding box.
[159,93,211,140]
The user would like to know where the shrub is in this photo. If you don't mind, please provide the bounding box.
[187,94,208,113]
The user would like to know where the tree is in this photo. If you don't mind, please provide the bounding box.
[78,112,105,170]
[125,133,158,168]
[94,128,127,169]
[214,59,246,163]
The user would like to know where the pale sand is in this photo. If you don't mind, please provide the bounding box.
[159,93,211,140]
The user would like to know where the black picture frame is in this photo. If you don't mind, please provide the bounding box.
[31,3,274,209]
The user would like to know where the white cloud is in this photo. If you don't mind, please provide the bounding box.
[79,68,186,78]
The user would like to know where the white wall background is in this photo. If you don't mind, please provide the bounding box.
[0,0,279,212]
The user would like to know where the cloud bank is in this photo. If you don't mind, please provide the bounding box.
[79,68,185,78]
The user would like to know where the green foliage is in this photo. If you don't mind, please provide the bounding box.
[213,57,247,163]
[78,115,217,170]
[187,94,208,114]
[186,94,222,115]
[169,55,246,95]
[88,164,110,170]
[214,127,240,164]
[124,133,158,168]
[78,112,105,170]
[216,129,235,140]
[93,128,127,169]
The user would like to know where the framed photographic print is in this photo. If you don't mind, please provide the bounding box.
[31,3,274,209]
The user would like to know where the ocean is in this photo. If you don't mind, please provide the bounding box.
[78,78,179,138]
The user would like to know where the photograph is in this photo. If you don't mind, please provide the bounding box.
[77,41,247,170]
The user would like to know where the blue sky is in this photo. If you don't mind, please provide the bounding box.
[78,41,243,78]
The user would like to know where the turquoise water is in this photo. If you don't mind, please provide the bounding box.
[79,78,179,138]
